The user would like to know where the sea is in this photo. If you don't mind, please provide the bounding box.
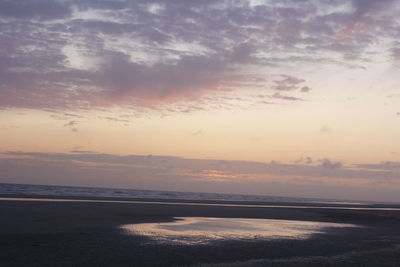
[0,183,363,205]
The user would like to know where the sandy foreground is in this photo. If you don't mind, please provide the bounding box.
[1,195,400,267]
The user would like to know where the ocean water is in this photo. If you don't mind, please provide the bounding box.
[0,183,361,204]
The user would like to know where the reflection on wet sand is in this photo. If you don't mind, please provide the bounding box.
[121,217,357,245]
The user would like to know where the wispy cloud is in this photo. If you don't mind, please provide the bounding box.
[272,75,307,92]
[270,93,304,101]
[63,120,79,132]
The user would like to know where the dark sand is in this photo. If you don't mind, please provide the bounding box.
[1,196,400,266]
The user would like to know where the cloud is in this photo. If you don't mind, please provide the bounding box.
[355,161,400,171]
[100,116,130,123]
[95,52,227,104]
[392,47,400,61]
[270,93,304,101]
[351,0,393,17]
[69,150,96,154]
[272,75,307,92]
[320,159,342,169]
[0,0,71,20]
[64,121,77,127]
[0,0,398,111]
[2,151,398,181]
[295,156,313,165]
[63,120,79,132]
[1,151,400,201]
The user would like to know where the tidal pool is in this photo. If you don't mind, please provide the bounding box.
[121,217,357,245]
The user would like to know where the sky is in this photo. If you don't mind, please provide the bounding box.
[0,0,400,202]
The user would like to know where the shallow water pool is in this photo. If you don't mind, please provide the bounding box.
[121,217,357,245]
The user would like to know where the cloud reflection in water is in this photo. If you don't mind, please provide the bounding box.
[121,217,357,245]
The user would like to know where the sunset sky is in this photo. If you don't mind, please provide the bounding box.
[1,0,400,202]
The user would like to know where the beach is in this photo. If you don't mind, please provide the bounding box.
[2,0,400,266]
[1,196,400,266]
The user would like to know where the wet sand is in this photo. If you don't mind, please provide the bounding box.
[1,196,400,266]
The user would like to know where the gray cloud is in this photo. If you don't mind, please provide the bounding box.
[0,0,71,20]
[0,0,398,110]
[295,156,313,165]
[300,86,311,93]
[352,0,394,17]
[273,75,306,92]
[320,159,342,170]
[2,151,399,181]
[355,161,400,171]
[63,120,79,132]
[1,151,400,201]
[69,150,96,154]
